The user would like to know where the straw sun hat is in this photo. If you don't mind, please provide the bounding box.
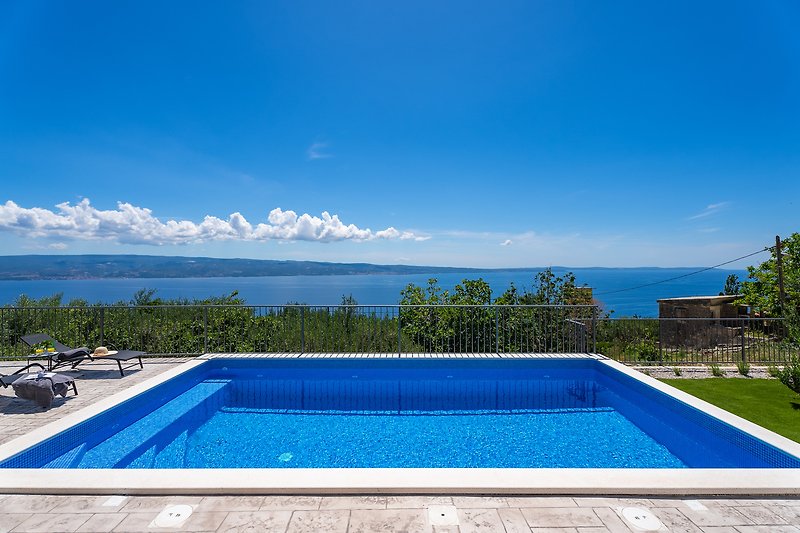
[92,346,118,357]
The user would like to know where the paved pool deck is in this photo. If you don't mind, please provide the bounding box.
[0,357,799,532]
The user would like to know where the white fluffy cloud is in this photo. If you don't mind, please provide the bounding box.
[0,199,425,245]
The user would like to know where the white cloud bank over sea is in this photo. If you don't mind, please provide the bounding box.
[0,199,427,246]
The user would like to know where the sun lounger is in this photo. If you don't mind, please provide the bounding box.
[21,334,146,377]
[0,362,46,388]
[90,348,146,377]
[1,363,78,408]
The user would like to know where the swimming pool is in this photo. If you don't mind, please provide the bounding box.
[1,355,799,494]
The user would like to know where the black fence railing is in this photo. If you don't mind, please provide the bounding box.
[596,317,797,365]
[0,305,796,364]
[0,304,595,358]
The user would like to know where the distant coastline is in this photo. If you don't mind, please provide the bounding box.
[0,254,489,280]
[0,254,716,281]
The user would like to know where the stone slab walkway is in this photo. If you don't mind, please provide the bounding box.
[1,357,799,532]
[0,494,798,532]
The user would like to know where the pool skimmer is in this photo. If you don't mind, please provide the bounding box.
[620,507,664,531]
[427,505,459,526]
[149,504,194,528]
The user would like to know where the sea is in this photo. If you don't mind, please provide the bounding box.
[0,267,746,317]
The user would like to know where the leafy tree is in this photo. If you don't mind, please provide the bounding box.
[398,271,593,352]
[720,274,741,296]
[739,233,800,316]
[130,288,159,306]
[519,269,593,306]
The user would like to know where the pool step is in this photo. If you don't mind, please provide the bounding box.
[74,380,230,469]
[127,444,157,468]
[43,443,87,468]
[153,430,189,468]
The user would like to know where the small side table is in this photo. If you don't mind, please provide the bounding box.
[27,351,57,371]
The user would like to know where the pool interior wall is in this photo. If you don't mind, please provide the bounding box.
[2,358,799,472]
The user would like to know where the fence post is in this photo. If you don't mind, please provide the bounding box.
[99,307,105,346]
[591,307,597,353]
[495,306,500,353]
[397,307,402,356]
[203,307,208,354]
[740,318,746,364]
[300,306,305,354]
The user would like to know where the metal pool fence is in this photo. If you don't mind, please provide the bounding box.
[0,305,796,364]
[595,317,796,365]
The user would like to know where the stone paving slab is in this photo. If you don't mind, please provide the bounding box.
[0,495,800,533]
[2,358,800,531]
[0,495,795,531]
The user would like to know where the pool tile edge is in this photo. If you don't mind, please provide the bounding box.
[0,468,798,496]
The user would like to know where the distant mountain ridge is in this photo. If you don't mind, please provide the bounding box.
[0,254,505,280]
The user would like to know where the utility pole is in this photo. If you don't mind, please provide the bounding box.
[776,235,786,311]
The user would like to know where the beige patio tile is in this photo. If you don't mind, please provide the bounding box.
[592,507,635,533]
[697,527,737,533]
[530,528,579,533]
[0,513,28,533]
[574,497,652,508]
[694,499,739,509]
[319,496,387,510]
[647,507,703,532]
[521,507,603,528]
[0,495,69,513]
[285,510,350,533]
[113,511,227,532]
[259,496,322,511]
[732,504,791,525]
[118,496,203,513]
[648,498,704,508]
[456,508,506,533]
[196,496,266,512]
[451,496,509,508]
[385,496,453,509]
[430,526,459,533]
[50,495,130,514]
[348,508,430,533]
[732,527,800,533]
[11,513,91,533]
[575,528,608,533]
[215,510,293,533]
[74,513,127,533]
[772,506,800,522]
[676,506,753,527]
[732,499,800,506]
[496,508,531,533]
[507,496,577,508]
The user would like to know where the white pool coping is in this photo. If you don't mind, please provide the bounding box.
[1,354,799,495]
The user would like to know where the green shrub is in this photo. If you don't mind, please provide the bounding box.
[709,364,724,377]
[672,367,682,376]
[635,340,659,362]
[767,365,781,378]
[736,361,750,377]
[778,357,800,394]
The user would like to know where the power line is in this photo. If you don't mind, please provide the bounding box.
[594,247,770,296]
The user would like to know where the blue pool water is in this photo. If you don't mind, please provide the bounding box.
[2,359,799,469]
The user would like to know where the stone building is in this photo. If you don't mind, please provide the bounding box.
[657,295,748,350]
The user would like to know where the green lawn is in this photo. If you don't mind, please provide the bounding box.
[660,378,800,443]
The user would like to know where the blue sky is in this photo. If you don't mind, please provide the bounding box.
[0,1,798,268]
